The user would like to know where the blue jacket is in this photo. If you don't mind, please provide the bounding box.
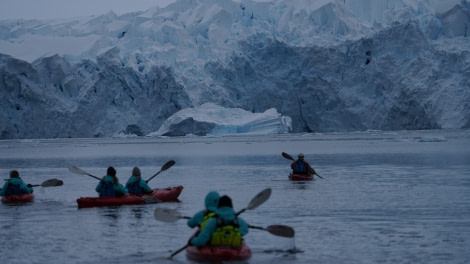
[125,176,152,194]
[187,191,220,228]
[0,177,33,196]
[95,175,128,197]
[190,206,249,247]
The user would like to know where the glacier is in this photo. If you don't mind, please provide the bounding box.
[0,0,469,139]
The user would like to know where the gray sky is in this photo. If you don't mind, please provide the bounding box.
[0,0,460,20]
[0,0,176,20]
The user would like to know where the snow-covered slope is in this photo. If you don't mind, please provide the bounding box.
[0,0,469,138]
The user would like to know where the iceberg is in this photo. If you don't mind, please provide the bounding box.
[148,103,292,137]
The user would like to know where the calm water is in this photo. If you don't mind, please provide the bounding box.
[0,130,469,264]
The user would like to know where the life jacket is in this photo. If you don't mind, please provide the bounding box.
[200,211,216,229]
[127,181,143,195]
[209,217,242,247]
[99,182,116,197]
[5,182,22,196]
[293,160,308,174]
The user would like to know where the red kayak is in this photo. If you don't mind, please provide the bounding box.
[289,173,313,181]
[77,185,183,208]
[1,193,35,204]
[186,242,252,262]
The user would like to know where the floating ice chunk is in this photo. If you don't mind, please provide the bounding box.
[148,103,292,137]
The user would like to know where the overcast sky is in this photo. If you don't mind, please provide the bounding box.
[0,0,461,20]
[0,0,176,20]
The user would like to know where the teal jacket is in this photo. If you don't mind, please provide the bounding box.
[125,176,152,194]
[190,206,249,247]
[0,177,33,196]
[187,191,220,228]
[95,175,128,196]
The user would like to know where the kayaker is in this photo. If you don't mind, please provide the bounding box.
[187,191,220,228]
[291,153,316,175]
[125,167,152,195]
[0,170,33,196]
[189,195,249,247]
[95,166,128,197]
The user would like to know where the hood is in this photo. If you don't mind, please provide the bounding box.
[204,191,220,211]
[215,206,236,222]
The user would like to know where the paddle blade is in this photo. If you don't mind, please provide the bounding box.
[154,207,185,223]
[41,178,64,187]
[67,165,101,180]
[142,196,161,204]
[282,152,295,161]
[266,225,295,238]
[68,164,86,175]
[146,160,176,183]
[246,188,271,210]
[161,160,176,171]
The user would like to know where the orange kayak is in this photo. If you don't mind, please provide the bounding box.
[1,193,35,204]
[289,173,313,181]
[186,242,252,262]
[77,185,183,208]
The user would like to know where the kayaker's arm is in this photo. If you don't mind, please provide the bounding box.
[190,218,217,247]
[237,217,249,235]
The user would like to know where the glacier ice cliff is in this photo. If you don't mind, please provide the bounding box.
[0,0,469,139]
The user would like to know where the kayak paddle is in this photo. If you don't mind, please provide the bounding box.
[154,207,189,222]
[30,178,64,187]
[282,152,324,179]
[67,165,101,180]
[145,160,175,183]
[249,224,295,238]
[235,187,271,215]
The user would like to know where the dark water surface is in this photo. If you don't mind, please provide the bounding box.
[1,130,469,264]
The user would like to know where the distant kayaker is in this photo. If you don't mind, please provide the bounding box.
[187,191,220,228]
[291,153,316,175]
[125,167,152,195]
[189,195,249,247]
[0,170,33,196]
[95,166,128,197]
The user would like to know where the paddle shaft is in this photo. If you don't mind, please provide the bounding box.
[80,171,101,181]
[145,171,162,183]
[169,245,189,259]
[235,208,246,216]
[87,174,101,180]
[146,160,176,183]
